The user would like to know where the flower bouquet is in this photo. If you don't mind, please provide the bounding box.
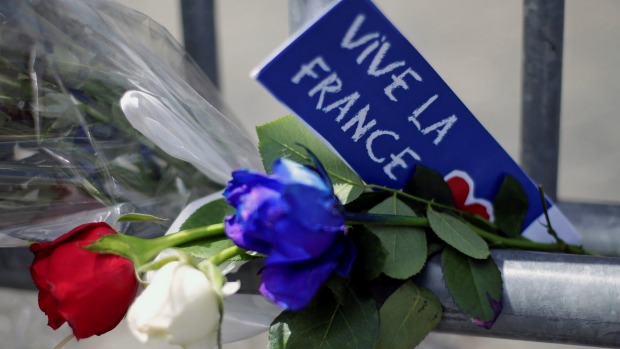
[30,114,590,349]
[0,0,258,245]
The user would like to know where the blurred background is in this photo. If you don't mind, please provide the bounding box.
[2,0,619,348]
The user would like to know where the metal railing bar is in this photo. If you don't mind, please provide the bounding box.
[181,0,219,88]
[288,0,336,33]
[558,201,620,257]
[416,249,620,347]
[521,0,565,201]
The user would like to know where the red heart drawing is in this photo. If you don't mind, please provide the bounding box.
[445,170,494,221]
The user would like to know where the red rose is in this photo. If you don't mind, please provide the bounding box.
[29,222,138,339]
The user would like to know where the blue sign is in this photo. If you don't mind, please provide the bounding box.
[253,0,579,243]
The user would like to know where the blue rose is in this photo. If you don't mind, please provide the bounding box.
[223,158,356,310]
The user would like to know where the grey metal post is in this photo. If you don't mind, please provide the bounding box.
[521,0,565,201]
[288,0,336,33]
[181,0,219,88]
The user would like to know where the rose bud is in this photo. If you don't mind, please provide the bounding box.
[223,158,356,311]
[127,259,238,349]
[29,222,138,339]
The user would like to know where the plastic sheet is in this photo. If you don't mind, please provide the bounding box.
[0,0,261,245]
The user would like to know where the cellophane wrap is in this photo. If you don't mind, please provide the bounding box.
[0,0,261,246]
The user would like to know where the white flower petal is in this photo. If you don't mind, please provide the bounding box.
[127,260,221,347]
[222,280,241,296]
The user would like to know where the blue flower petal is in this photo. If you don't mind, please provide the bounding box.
[272,158,329,192]
[237,187,281,222]
[267,219,337,264]
[224,169,282,207]
[223,158,356,310]
[259,261,338,311]
[224,215,271,254]
[282,185,344,232]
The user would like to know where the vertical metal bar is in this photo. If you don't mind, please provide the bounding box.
[181,0,219,88]
[288,0,336,33]
[521,0,565,201]
[0,248,35,289]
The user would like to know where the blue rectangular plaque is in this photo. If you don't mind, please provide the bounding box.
[253,0,579,243]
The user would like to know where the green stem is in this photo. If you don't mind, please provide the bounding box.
[52,333,75,349]
[470,225,589,254]
[538,185,565,246]
[136,255,180,274]
[208,246,244,266]
[345,212,590,255]
[156,223,226,249]
[88,223,226,266]
[366,183,464,216]
[344,211,429,227]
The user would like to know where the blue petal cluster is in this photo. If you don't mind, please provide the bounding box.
[223,158,356,310]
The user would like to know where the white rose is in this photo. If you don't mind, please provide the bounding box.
[127,260,238,349]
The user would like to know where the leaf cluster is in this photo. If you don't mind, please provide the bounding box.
[259,116,532,349]
[169,116,544,349]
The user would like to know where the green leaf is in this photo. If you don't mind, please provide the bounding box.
[344,191,391,212]
[427,242,444,258]
[333,182,365,205]
[441,247,503,328]
[351,226,387,281]
[368,196,427,279]
[117,213,167,223]
[494,175,529,237]
[179,198,234,231]
[268,288,379,349]
[268,321,291,349]
[325,274,348,305]
[377,281,442,349]
[177,198,240,260]
[426,207,489,259]
[257,116,364,203]
[403,165,455,207]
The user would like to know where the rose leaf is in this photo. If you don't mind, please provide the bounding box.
[117,213,168,223]
[178,198,246,260]
[403,165,455,207]
[376,281,442,349]
[257,115,364,203]
[179,198,235,230]
[368,196,427,279]
[268,287,379,349]
[351,226,387,282]
[494,175,529,238]
[441,247,503,329]
[426,207,489,259]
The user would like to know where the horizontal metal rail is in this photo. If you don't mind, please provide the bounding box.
[559,201,620,257]
[417,249,620,347]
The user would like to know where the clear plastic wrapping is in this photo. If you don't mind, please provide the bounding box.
[0,0,261,245]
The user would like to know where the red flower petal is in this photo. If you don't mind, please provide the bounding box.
[29,222,137,339]
[30,253,65,329]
